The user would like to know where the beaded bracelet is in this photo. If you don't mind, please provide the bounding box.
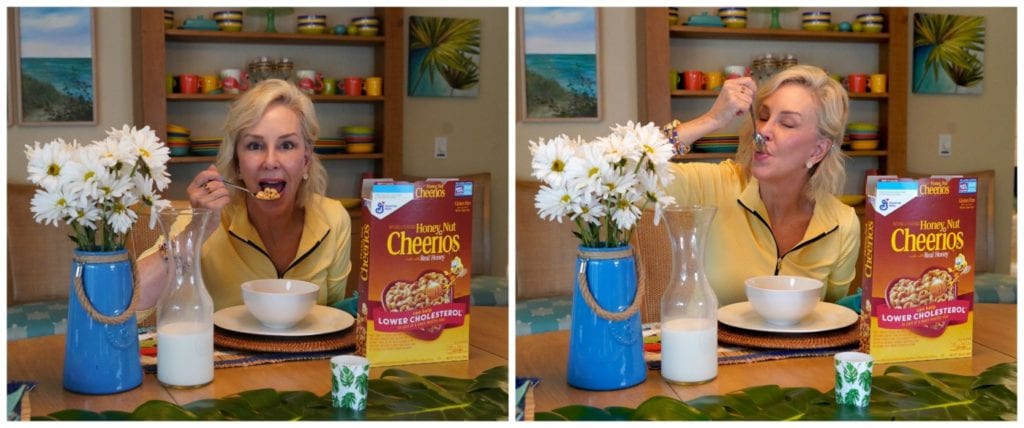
[662,119,690,155]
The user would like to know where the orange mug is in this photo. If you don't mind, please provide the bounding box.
[846,73,868,93]
[705,71,724,91]
[682,70,705,90]
[343,77,364,96]
[199,74,222,94]
[179,74,200,94]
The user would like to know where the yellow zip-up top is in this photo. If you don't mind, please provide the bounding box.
[666,160,860,306]
[144,195,352,311]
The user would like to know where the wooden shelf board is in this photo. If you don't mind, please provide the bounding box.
[669,26,889,43]
[169,153,384,164]
[167,94,384,103]
[166,29,385,46]
[671,90,887,99]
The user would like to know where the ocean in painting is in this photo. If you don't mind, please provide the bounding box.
[20,57,94,122]
[524,54,598,118]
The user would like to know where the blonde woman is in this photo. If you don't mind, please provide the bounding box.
[664,65,859,306]
[137,79,351,313]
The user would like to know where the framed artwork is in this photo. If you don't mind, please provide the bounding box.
[518,7,601,122]
[13,7,98,125]
[408,16,481,97]
[912,13,985,94]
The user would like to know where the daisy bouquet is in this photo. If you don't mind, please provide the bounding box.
[25,125,172,252]
[529,121,677,248]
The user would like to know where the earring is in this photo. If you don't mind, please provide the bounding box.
[303,173,309,180]
[806,160,814,169]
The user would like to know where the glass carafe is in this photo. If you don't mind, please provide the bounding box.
[155,208,214,388]
[660,205,718,384]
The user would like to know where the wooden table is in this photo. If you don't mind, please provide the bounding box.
[8,306,508,417]
[517,303,1016,414]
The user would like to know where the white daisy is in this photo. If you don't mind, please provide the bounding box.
[106,193,140,235]
[529,135,576,186]
[134,175,172,229]
[611,190,644,231]
[71,205,103,230]
[534,183,576,223]
[564,140,610,196]
[572,195,607,226]
[638,170,677,225]
[25,139,73,191]
[30,188,72,227]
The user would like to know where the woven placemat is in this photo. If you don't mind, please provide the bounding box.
[214,326,356,353]
[717,322,859,350]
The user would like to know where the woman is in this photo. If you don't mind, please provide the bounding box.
[136,79,351,314]
[664,65,859,306]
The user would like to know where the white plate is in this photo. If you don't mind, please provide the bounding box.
[717,301,858,333]
[214,305,354,337]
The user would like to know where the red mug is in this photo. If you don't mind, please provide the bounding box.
[343,77,364,96]
[179,74,200,94]
[846,73,868,93]
[683,70,705,90]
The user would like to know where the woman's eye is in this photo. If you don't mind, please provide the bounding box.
[245,141,263,150]
[280,140,296,150]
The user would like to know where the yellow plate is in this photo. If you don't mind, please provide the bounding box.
[338,198,361,209]
[346,143,374,154]
[839,194,866,206]
[850,140,879,150]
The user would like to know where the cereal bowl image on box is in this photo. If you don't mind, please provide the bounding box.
[242,279,319,329]
[381,269,457,340]
[745,275,823,325]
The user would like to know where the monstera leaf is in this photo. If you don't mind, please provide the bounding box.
[537,363,1016,421]
[35,366,507,421]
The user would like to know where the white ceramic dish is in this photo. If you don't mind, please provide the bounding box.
[718,301,858,333]
[214,305,354,337]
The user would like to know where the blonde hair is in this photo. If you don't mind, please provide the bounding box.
[735,65,849,199]
[216,79,327,208]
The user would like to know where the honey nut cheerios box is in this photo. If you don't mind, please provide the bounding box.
[355,178,472,366]
[859,175,976,363]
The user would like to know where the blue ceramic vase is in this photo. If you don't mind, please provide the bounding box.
[63,249,142,394]
[566,245,646,390]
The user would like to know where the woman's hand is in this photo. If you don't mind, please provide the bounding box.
[704,77,758,128]
[188,165,229,240]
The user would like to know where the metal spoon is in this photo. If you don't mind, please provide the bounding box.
[749,105,767,153]
[215,179,257,196]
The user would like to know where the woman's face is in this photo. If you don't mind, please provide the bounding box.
[235,103,310,207]
[749,83,830,185]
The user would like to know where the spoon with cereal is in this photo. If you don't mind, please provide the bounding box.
[215,179,281,201]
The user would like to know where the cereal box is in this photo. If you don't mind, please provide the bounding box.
[355,178,473,366]
[859,175,976,363]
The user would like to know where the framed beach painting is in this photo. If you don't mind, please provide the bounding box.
[912,13,985,95]
[408,16,481,97]
[519,8,601,122]
[14,7,98,125]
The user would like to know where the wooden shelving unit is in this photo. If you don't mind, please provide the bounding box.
[637,7,909,176]
[131,7,405,178]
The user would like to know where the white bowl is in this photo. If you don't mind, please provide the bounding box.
[241,279,319,329]
[745,276,823,326]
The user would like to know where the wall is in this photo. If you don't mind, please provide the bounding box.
[402,7,509,277]
[515,8,639,178]
[7,8,135,183]
[904,7,1016,275]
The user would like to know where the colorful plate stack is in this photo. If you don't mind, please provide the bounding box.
[164,10,174,30]
[692,133,739,153]
[845,122,879,150]
[297,15,327,35]
[802,11,831,31]
[213,10,243,32]
[314,137,345,154]
[342,126,375,154]
[718,8,747,29]
[856,13,884,33]
[167,124,190,157]
[351,16,379,36]
[190,137,221,157]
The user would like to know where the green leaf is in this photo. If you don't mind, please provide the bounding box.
[37,365,508,421]
[341,366,355,388]
[534,363,1016,421]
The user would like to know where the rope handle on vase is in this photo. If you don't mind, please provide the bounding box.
[576,246,646,321]
[72,252,139,325]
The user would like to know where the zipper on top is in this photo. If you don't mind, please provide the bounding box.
[738,200,839,274]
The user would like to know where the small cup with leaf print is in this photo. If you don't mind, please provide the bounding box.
[834,351,873,407]
[331,355,370,411]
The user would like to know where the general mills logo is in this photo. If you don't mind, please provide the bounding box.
[879,198,890,212]
[375,201,386,214]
